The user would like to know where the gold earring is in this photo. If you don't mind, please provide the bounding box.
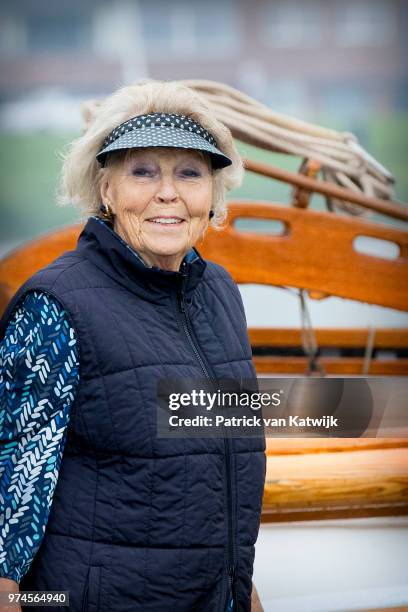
[99,202,114,224]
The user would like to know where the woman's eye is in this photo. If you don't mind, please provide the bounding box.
[180,168,201,177]
[132,167,154,177]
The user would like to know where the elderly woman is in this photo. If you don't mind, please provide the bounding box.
[0,80,266,611]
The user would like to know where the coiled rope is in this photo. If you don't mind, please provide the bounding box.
[181,79,396,215]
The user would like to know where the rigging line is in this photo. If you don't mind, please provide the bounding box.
[298,289,325,376]
[363,325,376,376]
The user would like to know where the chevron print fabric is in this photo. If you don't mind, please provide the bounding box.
[0,290,79,582]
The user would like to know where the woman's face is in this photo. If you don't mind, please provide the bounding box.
[100,147,213,271]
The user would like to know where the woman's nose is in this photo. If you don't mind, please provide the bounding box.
[154,176,179,203]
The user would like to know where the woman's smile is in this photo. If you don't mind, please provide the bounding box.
[146,215,186,225]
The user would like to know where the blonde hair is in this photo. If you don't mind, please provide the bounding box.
[57,79,244,229]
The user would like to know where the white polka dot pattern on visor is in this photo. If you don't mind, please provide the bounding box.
[95,113,232,169]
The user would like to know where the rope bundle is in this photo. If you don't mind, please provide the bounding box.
[181,79,395,215]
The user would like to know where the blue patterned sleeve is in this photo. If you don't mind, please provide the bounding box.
[0,290,79,583]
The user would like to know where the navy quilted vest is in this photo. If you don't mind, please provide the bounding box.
[1,217,266,612]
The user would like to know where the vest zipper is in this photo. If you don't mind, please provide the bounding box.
[176,265,236,610]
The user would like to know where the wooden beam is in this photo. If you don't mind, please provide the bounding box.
[200,202,408,311]
[266,439,408,455]
[244,158,408,222]
[262,504,408,523]
[248,328,408,349]
[262,446,408,522]
[253,356,408,375]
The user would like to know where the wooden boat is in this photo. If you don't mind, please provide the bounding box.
[1,81,407,530]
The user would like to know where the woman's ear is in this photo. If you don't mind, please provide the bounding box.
[99,169,115,212]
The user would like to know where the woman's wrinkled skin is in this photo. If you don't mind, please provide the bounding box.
[100,147,214,271]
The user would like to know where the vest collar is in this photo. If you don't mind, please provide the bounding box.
[76,216,207,299]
